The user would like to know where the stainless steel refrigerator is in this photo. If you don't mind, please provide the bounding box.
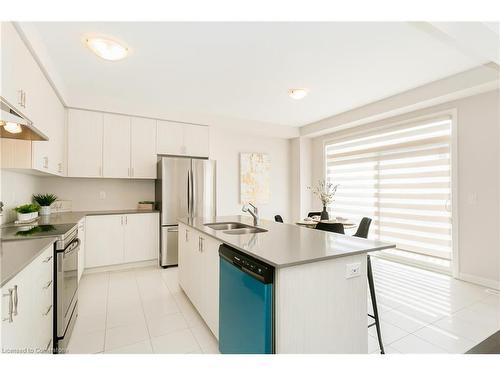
[155,157,216,267]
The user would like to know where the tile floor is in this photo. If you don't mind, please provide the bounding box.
[67,257,500,354]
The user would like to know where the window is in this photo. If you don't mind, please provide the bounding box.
[324,116,453,260]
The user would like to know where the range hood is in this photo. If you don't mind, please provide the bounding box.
[0,97,48,141]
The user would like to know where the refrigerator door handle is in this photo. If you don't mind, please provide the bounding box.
[187,172,191,217]
[190,168,195,217]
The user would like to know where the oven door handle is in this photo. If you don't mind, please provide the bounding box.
[63,238,80,255]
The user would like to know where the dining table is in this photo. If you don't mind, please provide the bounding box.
[295,217,357,230]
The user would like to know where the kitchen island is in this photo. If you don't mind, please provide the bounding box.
[177,215,395,354]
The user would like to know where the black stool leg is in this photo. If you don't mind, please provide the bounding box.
[367,255,384,354]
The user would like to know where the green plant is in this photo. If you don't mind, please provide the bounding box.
[32,193,58,206]
[14,203,40,214]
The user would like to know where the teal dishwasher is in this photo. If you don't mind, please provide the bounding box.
[218,244,274,354]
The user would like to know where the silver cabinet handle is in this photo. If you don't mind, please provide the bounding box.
[125,216,128,225]
[198,237,204,252]
[43,156,49,169]
[22,91,26,108]
[43,304,52,316]
[12,285,18,316]
[185,229,189,242]
[43,255,53,263]
[2,288,14,323]
[121,216,123,225]
[43,280,52,290]
[58,162,63,173]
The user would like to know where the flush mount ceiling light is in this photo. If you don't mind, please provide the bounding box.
[2,121,23,134]
[288,88,309,100]
[85,36,129,61]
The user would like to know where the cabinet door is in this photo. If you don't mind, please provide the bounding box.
[85,215,124,268]
[103,114,131,178]
[68,109,103,177]
[156,120,185,156]
[1,259,33,352]
[77,219,86,282]
[0,23,34,117]
[201,234,221,338]
[131,117,157,178]
[184,125,209,157]
[123,213,159,263]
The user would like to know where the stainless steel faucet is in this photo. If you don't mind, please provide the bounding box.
[242,203,259,226]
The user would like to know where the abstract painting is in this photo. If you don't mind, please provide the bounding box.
[240,153,270,204]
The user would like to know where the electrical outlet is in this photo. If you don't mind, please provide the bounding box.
[99,191,106,200]
[346,262,361,279]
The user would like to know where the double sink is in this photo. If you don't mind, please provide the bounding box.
[204,222,268,235]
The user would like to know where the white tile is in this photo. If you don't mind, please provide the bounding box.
[368,321,409,345]
[384,345,401,354]
[105,320,150,351]
[414,325,475,353]
[106,305,145,329]
[142,295,180,320]
[151,328,201,354]
[453,303,500,330]
[105,340,153,354]
[190,323,218,350]
[201,341,220,354]
[381,309,428,333]
[146,312,188,338]
[393,304,446,325]
[433,315,499,344]
[66,330,105,354]
[73,312,106,335]
[390,334,447,354]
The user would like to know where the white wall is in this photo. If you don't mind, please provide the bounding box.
[310,90,500,288]
[38,177,154,212]
[1,170,42,224]
[209,126,292,221]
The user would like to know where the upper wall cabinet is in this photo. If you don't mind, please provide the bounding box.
[103,114,131,178]
[68,109,104,178]
[130,117,157,178]
[157,120,209,158]
[1,22,66,176]
[67,109,158,179]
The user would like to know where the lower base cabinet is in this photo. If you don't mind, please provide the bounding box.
[1,244,54,353]
[85,213,159,269]
[178,223,220,338]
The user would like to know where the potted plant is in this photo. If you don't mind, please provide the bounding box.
[308,180,339,220]
[14,203,40,222]
[32,193,58,216]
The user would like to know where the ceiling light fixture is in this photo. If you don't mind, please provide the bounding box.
[2,121,23,134]
[85,36,129,61]
[288,88,309,100]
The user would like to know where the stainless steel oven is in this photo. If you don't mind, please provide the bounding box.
[55,229,79,352]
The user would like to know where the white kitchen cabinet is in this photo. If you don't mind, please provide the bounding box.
[77,218,86,282]
[1,22,66,177]
[184,124,209,157]
[67,109,103,178]
[178,223,221,338]
[103,114,131,178]
[85,213,159,268]
[130,117,157,178]
[157,120,209,157]
[85,214,124,268]
[1,244,53,354]
[123,213,159,263]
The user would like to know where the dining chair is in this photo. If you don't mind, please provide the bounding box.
[307,211,321,218]
[274,215,283,223]
[352,217,384,354]
[354,217,372,238]
[315,222,345,234]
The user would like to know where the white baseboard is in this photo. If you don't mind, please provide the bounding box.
[457,272,500,290]
[83,259,158,275]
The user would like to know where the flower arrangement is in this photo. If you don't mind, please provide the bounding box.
[308,180,339,220]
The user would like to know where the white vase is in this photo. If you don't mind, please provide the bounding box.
[40,206,51,216]
[17,211,39,222]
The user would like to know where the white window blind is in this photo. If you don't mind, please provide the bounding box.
[325,117,453,259]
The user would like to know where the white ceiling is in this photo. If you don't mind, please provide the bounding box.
[22,22,488,128]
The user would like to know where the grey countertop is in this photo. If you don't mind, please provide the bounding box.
[1,237,56,287]
[178,215,396,268]
[0,209,159,287]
